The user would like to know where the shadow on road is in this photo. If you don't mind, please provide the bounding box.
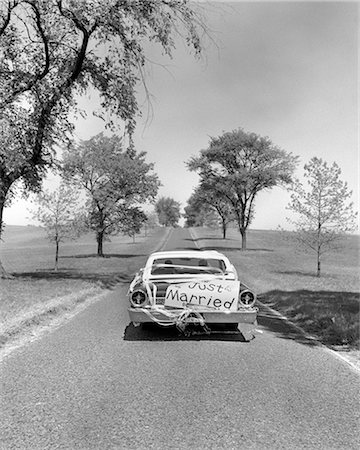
[123,323,249,342]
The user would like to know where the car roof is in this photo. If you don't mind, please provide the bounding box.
[148,250,228,260]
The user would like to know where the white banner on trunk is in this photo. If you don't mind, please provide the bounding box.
[164,280,240,311]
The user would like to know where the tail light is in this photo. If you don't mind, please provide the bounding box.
[238,290,256,307]
[130,289,148,307]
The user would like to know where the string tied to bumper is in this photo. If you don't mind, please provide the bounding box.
[141,306,210,335]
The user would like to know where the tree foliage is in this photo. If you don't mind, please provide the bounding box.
[155,196,181,227]
[286,157,357,277]
[63,133,160,256]
[184,198,217,228]
[0,0,206,274]
[188,128,298,249]
[119,206,147,242]
[185,182,234,238]
[32,182,83,270]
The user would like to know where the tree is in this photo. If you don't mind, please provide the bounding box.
[286,157,357,277]
[119,206,147,243]
[32,182,83,271]
[0,0,206,276]
[184,198,217,228]
[155,197,181,227]
[188,128,298,249]
[186,182,235,238]
[143,211,159,236]
[63,133,159,256]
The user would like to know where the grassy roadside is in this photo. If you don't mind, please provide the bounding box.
[191,227,359,351]
[0,226,169,348]
[1,225,358,356]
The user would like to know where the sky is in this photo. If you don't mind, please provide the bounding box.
[4,1,359,230]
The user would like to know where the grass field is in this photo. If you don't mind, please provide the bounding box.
[191,227,359,350]
[0,225,359,352]
[0,225,168,346]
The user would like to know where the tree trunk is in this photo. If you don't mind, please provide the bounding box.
[235,211,247,250]
[0,189,14,279]
[54,239,59,271]
[317,250,321,277]
[0,258,13,279]
[240,227,247,250]
[222,218,227,239]
[316,222,321,277]
[97,231,104,257]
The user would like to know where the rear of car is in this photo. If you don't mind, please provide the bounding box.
[127,251,258,338]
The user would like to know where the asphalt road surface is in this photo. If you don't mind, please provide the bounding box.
[0,228,359,449]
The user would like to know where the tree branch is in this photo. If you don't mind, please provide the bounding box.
[0,0,18,37]
[0,1,52,109]
[29,0,50,80]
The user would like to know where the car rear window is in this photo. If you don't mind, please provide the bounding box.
[150,257,226,275]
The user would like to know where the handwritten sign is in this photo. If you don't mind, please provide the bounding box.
[164,280,240,311]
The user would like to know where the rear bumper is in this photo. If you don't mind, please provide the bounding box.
[128,307,257,325]
[128,307,258,338]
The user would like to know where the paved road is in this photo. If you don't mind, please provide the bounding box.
[0,228,359,449]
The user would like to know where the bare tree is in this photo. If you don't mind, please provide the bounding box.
[286,157,357,277]
[32,183,84,271]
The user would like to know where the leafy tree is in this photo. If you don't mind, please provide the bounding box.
[286,157,357,277]
[188,128,298,249]
[119,206,147,243]
[63,133,159,256]
[184,199,217,228]
[32,183,84,271]
[143,211,159,236]
[186,182,235,238]
[0,0,206,276]
[155,197,181,227]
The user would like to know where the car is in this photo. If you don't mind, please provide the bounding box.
[127,250,258,338]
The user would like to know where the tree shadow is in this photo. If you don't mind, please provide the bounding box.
[185,237,238,242]
[12,270,132,289]
[181,245,273,253]
[257,290,359,348]
[174,246,205,251]
[123,323,249,342]
[257,307,319,347]
[61,253,145,259]
[178,244,243,252]
[199,246,273,252]
[199,246,242,252]
[184,237,273,252]
[274,270,318,277]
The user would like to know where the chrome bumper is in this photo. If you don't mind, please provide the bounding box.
[128,306,257,325]
[128,306,258,338]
